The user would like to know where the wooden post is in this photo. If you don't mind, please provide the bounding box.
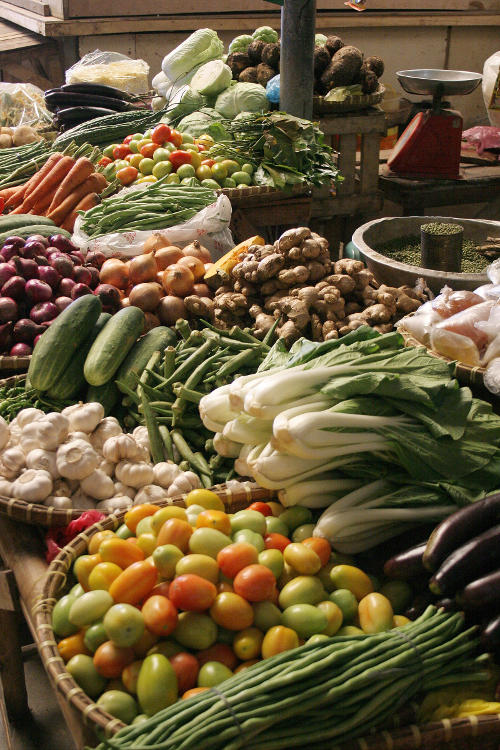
[280,0,316,119]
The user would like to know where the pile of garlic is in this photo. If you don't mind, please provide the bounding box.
[0,402,200,512]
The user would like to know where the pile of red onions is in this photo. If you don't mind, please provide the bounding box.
[0,234,113,356]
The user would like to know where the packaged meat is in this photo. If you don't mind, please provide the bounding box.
[436,300,495,351]
[484,357,500,394]
[474,283,500,300]
[397,302,443,347]
[430,328,481,367]
[432,287,484,318]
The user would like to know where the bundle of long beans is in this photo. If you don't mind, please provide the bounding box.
[118,320,273,487]
[79,182,218,239]
[0,376,74,421]
[92,606,488,750]
[0,141,101,190]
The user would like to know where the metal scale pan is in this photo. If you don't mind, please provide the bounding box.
[396,69,482,100]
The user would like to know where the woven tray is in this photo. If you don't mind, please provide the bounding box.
[220,183,311,200]
[33,505,500,748]
[0,354,31,373]
[313,84,385,114]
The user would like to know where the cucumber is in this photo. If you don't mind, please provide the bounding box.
[46,312,111,401]
[0,225,70,245]
[116,326,176,394]
[87,380,120,416]
[84,306,145,387]
[28,295,102,392]
[0,215,55,232]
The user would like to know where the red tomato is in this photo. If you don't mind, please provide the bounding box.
[169,652,199,694]
[116,166,138,186]
[217,543,259,579]
[196,643,238,670]
[169,150,192,170]
[93,641,135,678]
[145,581,171,600]
[140,142,160,159]
[156,518,193,553]
[141,595,178,636]
[98,156,113,166]
[248,502,272,517]
[201,158,215,168]
[264,533,291,552]
[197,144,207,152]
[169,574,217,612]
[168,130,183,147]
[233,564,276,602]
[302,537,331,567]
[123,134,135,144]
[113,144,132,160]
[151,123,171,144]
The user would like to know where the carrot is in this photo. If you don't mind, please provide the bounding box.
[5,183,28,209]
[31,185,59,216]
[47,172,107,226]
[0,186,21,202]
[21,155,75,213]
[47,157,95,214]
[14,152,64,209]
[61,193,98,233]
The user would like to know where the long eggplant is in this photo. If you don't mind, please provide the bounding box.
[383,542,427,580]
[59,82,137,102]
[55,106,120,126]
[481,612,500,651]
[45,90,134,113]
[458,568,500,609]
[429,523,500,596]
[423,491,500,572]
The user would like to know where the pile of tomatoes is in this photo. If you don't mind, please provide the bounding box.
[97,123,255,190]
[51,490,411,726]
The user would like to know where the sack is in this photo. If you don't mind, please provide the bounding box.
[66,50,150,95]
[72,194,234,261]
[483,51,500,127]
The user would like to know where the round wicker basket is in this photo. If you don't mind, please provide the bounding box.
[0,354,31,374]
[313,84,385,114]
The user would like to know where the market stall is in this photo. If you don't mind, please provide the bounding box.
[2,16,500,750]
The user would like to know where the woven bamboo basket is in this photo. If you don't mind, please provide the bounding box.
[0,354,31,374]
[220,183,311,200]
[33,503,500,748]
[313,84,385,114]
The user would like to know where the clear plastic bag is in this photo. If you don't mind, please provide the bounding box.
[0,82,52,129]
[72,194,234,260]
[483,51,500,128]
[66,50,150,95]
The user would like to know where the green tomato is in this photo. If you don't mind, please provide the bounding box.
[136,517,154,536]
[221,159,240,176]
[183,144,199,153]
[316,561,337,593]
[211,163,228,181]
[69,590,113,627]
[266,516,289,537]
[139,158,155,175]
[128,140,140,153]
[136,139,152,152]
[258,549,283,579]
[114,159,130,171]
[252,601,282,631]
[189,528,232,559]
[181,133,194,143]
[181,177,199,186]
[200,178,222,190]
[278,576,325,609]
[185,504,206,526]
[329,589,358,623]
[222,178,236,189]
[52,593,79,637]
[115,523,133,540]
[97,690,139,724]
[69,583,85,598]
[153,544,184,579]
[176,163,196,179]
[174,612,218,650]
[379,581,412,614]
[232,529,264,553]
[132,714,149,726]
[216,626,235,645]
[196,165,212,181]
[281,604,328,639]
[147,639,183,658]
[197,661,232,687]
[103,604,145,647]
[231,171,251,186]
[103,143,119,158]
[337,625,364,636]
[306,633,330,646]
[230,510,266,536]
[213,155,225,163]
[292,523,315,542]
[166,173,180,184]
[279,507,313,533]
[241,163,254,175]
[130,133,144,141]
[144,129,153,138]
[153,147,171,163]
[84,621,108,653]
[66,654,107,698]
[137,654,178,716]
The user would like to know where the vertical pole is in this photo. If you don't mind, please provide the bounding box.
[280,0,316,119]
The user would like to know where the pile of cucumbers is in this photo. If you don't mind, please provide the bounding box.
[45,82,144,132]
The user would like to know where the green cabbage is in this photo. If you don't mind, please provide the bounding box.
[214,82,268,118]
[252,26,278,43]
[162,29,224,81]
[177,108,230,141]
[315,33,328,46]
[190,60,233,97]
[160,86,204,122]
[228,34,253,54]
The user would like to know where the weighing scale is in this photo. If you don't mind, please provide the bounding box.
[387,69,482,179]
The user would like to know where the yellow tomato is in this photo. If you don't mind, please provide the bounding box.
[136,176,157,184]
[175,553,219,584]
[233,627,263,661]
[88,530,115,555]
[196,510,231,536]
[58,630,89,662]
[329,565,374,602]
[74,554,101,591]
[189,151,202,170]
[100,538,144,568]
[88,562,123,591]
[317,600,343,636]
[261,625,299,659]
[267,502,284,517]
[127,153,143,169]
[358,593,394,634]
[209,592,254,630]
[283,543,321,575]
[125,505,158,534]
[234,659,260,673]
[151,506,187,535]
[185,489,225,511]
[122,659,143,694]
[136,533,157,557]
[393,615,411,628]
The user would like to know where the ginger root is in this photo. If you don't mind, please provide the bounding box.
[278,266,310,286]
[275,227,311,253]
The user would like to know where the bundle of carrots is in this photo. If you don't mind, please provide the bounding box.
[0,153,109,233]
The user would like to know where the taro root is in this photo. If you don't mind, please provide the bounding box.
[227,52,251,78]
[261,42,280,69]
[247,40,266,64]
[364,55,385,78]
[257,63,276,87]
[239,67,259,83]
[314,46,331,77]
[325,35,344,56]
[360,67,379,94]
[321,45,363,90]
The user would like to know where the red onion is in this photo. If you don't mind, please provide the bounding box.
[10,343,32,356]
[71,283,92,299]
[86,251,106,268]
[0,263,16,287]
[48,235,77,253]
[35,255,49,266]
[13,257,39,280]
[95,284,121,308]
[55,296,73,312]
[27,235,49,247]
[13,319,42,344]
[2,276,26,300]
[0,297,17,323]
[73,266,92,286]
[22,241,47,259]
[38,265,60,289]
[0,321,12,349]
[3,237,25,250]
[86,266,100,289]
[50,254,74,278]
[1,245,18,262]
[33,333,43,346]
[25,279,52,304]
[30,301,59,324]
[70,250,85,265]
[58,278,76,297]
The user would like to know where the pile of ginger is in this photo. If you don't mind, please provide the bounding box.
[188,227,429,344]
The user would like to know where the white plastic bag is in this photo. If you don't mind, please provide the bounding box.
[0,83,52,129]
[66,50,149,95]
[483,51,500,127]
[72,194,233,260]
